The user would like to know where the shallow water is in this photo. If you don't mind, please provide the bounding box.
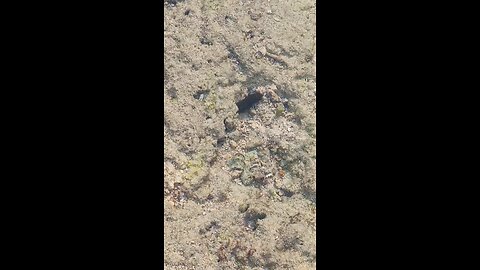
[164,0,316,268]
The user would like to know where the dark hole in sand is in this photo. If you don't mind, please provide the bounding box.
[243,210,267,231]
[236,92,263,113]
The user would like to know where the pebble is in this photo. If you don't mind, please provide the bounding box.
[238,203,250,213]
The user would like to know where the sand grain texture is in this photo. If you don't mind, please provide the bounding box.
[164,0,316,268]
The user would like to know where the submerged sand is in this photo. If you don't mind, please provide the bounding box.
[164,0,316,268]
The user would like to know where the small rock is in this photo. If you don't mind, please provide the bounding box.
[228,156,245,170]
[238,203,250,213]
[240,170,253,186]
[224,118,236,133]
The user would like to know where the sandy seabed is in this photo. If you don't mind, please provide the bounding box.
[164,0,316,269]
